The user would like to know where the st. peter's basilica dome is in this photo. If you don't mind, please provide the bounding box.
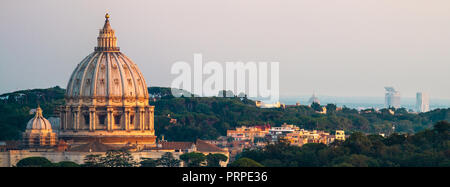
[59,14,156,146]
[65,13,149,105]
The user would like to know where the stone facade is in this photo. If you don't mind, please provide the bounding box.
[0,150,181,167]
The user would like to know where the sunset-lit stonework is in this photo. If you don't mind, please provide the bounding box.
[59,13,156,145]
[22,106,57,147]
[0,14,229,167]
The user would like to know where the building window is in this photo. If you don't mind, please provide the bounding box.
[99,115,106,124]
[130,115,134,125]
[114,115,121,125]
[84,114,90,125]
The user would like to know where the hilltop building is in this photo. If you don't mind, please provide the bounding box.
[335,130,346,141]
[227,125,271,141]
[255,100,284,108]
[270,124,341,146]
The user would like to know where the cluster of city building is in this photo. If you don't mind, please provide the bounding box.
[205,123,346,161]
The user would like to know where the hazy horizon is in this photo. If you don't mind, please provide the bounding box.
[1,0,450,99]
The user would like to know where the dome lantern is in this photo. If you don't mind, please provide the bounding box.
[95,13,119,52]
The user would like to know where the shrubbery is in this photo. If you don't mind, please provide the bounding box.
[15,157,80,167]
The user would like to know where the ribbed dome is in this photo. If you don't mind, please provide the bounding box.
[66,52,149,99]
[26,106,52,131]
[65,13,149,102]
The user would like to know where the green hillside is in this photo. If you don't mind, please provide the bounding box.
[0,86,449,141]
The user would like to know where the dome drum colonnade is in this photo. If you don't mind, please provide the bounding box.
[59,14,156,145]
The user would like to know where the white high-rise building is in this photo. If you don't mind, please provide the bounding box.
[416,92,430,113]
[385,87,401,108]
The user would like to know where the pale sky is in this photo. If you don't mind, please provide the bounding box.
[1,0,449,99]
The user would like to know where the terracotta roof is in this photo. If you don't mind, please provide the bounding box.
[196,139,226,152]
[254,124,271,130]
[68,141,117,152]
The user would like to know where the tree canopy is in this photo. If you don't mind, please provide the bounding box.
[54,161,80,167]
[229,158,264,167]
[157,152,181,167]
[15,157,81,167]
[15,157,54,167]
[206,153,228,167]
[82,149,137,167]
[180,152,206,167]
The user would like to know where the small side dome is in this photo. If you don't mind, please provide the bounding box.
[26,106,52,131]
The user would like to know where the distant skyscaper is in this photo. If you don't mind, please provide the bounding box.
[385,87,401,108]
[416,92,430,113]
